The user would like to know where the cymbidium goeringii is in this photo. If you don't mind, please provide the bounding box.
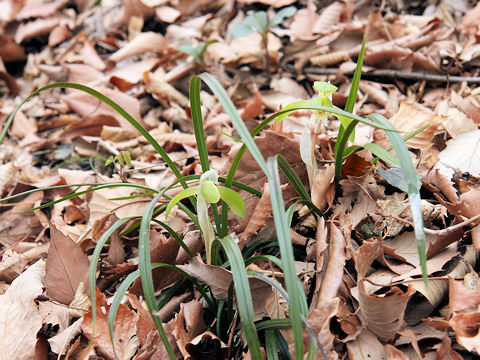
[165,170,245,263]
[277,81,338,188]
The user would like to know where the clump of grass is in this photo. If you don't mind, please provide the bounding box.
[0,37,427,359]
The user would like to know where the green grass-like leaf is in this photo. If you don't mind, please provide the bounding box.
[266,157,306,359]
[218,236,262,358]
[138,193,176,359]
[368,113,427,284]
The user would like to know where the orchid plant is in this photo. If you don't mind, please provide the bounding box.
[278,81,339,187]
[165,169,245,264]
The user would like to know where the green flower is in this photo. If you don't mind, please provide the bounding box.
[165,170,245,264]
[165,170,245,218]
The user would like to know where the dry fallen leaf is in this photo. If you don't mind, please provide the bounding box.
[44,223,90,305]
[82,288,139,359]
[438,129,480,177]
[0,259,45,360]
[178,256,272,319]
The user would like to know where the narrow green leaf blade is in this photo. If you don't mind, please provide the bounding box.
[218,236,262,358]
[368,113,427,285]
[165,186,200,218]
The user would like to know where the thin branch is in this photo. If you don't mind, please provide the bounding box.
[284,64,480,84]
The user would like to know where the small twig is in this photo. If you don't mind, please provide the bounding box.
[384,213,480,235]
[284,63,480,83]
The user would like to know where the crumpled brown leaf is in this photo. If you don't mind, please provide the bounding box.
[178,256,272,319]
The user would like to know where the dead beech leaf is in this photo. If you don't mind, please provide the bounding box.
[109,32,169,62]
[449,278,480,314]
[172,300,207,359]
[388,102,443,163]
[145,69,189,107]
[15,17,61,43]
[0,162,16,196]
[438,129,480,177]
[0,259,45,360]
[311,164,335,210]
[45,223,90,305]
[239,182,273,244]
[436,335,463,360]
[308,297,340,360]
[63,87,141,133]
[48,318,82,356]
[231,130,308,232]
[449,312,480,354]
[15,0,67,19]
[178,257,272,319]
[236,0,295,6]
[353,239,415,341]
[384,344,409,359]
[317,223,345,303]
[131,229,180,294]
[438,188,480,218]
[82,289,138,359]
[346,329,386,360]
[462,3,480,34]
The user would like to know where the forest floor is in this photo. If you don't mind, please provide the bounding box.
[1,0,480,359]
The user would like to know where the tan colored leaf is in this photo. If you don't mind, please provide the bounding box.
[178,257,272,319]
[63,87,141,133]
[130,229,180,295]
[0,259,45,360]
[438,129,480,177]
[172,300,207,359]
[449,312,480,354]
[45,223,90,305]
[353,239,415,340]
[145,69,189,107]
[48,318,82,356]
[308,298,340,360]
[239,182,273,243]
[82,289,138,359]
[436,335,463,360]
[15,17,61,43]
[449,278,480,314]
[317,223,345,303]
[0,162,16,196]
[385,344,409,359]
[236,0,295,6]
[438,188,480,218]
[346,329,386,359]
[109,32,169,62]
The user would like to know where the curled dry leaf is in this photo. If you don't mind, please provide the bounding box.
[0,259,45,360]
[308,298,340,360]
[317,223,346,303]
[63,87,142,133]
[178,257,272,319]
[82,289,139,360]
[109,32,169,62]
[130,229,180,295]
[438,188,480,218]
[171,300,207,359]
[239,182,273,244]
[353,239,415,341]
